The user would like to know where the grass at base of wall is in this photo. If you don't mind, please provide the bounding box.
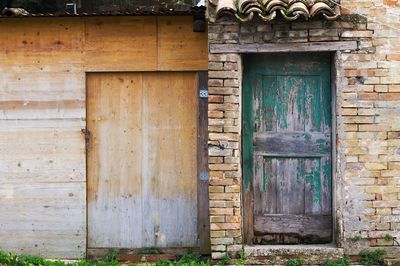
[0,249,118,266]
[0,250,211,266]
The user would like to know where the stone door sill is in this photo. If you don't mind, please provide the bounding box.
[244,244,344,265]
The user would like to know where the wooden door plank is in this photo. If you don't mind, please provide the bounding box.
[197,72,211,253]
[87,73,144,248]
[142,72,198,247]
[254,132,331,156]
[242,65,255,244]
[254,214,332,239]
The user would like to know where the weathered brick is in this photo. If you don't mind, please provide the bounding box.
[210,208,234,215]
[211,223,240,230]
[209,164,238,171]
[341,30,374,38]
[209,95,224,103]
[210,238,234,245]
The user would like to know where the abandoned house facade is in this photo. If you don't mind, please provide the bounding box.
[0,0,400,264]
[206,0,400,264]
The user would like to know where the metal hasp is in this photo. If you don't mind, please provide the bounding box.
[81,128,90,150]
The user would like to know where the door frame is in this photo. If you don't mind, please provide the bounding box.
[84,71,210,259]
[242,52,341,246]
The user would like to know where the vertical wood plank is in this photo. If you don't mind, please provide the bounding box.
[197,71,211,253]
[87,73,144,248]
[142,72,198,248]
[242,59,254,244]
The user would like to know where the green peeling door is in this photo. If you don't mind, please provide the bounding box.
[243,53,332,244]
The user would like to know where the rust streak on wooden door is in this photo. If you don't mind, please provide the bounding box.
[87,72,198,248]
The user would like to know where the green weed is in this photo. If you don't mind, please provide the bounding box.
[142,248,161,255]
[156,252,210,266]
[287,259,303,266]
[323,255,350,266]
[103,249,118,263]
[217,254,231,266]
[359,248,386,266]
[383,234,393,241]
[235,251,246,266]
[156,260,174,266]
[351,235,362,242]
[0,248,118,266]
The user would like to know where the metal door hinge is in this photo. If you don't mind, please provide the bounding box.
[199,90,208,98]
[81,128,90,150]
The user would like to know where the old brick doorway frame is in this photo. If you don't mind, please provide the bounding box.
[209,38,359,259]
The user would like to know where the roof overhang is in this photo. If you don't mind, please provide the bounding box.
[0,6,206,18]
[208,0,340,22]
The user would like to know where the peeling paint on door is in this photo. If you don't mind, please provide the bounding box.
[243,53,333,244]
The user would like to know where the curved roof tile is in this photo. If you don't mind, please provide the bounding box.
[210,0,339,22]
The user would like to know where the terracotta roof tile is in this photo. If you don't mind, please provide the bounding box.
[209,0,339,22]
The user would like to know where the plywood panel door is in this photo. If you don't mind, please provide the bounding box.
[243,53,332,244]
[87,72,199,248]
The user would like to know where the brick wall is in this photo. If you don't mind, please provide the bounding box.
[208,0,400,262]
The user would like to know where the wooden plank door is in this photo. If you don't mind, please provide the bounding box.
[243,53,332,244]
[87,72,203,249]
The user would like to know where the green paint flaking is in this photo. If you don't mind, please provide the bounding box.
[263,175,267,191]
[275,78,289,129]
[297,162,305,185]
[323,160,332,191]
[316,138,326,149]
[310,80,321,131]
[243,53,332,214]
[304,160,322,204]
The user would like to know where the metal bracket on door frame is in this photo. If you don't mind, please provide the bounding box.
[199,172,209,181]
[199,90,208,99]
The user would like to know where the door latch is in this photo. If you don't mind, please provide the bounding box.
[81,128,91,150]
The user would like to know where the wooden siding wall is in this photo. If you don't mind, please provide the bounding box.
[0,16,207,259]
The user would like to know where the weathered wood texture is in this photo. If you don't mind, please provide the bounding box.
[243,53,332,244]
[0,17,207,259]
[87,72,198,248]
[254,215,332,239]
[197,72,210,254]
[210,41,358,54]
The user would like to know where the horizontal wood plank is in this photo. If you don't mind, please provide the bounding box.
[254,214,332,238]
[210,41,358,54]
[157,17,208,71]
[0,182,86,259]
[254,132,331,156]
[0,128,85,183]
